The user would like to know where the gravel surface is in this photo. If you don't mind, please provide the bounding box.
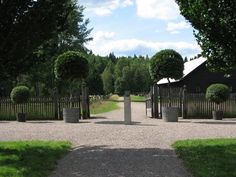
[1,102,236,177]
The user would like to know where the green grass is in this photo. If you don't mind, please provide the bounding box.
[90,101,119,114]
[130,95,146,102]
[172,139,236,177]
[0,141,71,177]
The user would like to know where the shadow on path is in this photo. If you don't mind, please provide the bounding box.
[94,121,157,126]
[50,145,191,177]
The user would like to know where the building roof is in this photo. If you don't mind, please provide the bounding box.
[157,57,207,85]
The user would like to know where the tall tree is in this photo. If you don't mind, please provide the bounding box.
[176,0,236,73]
[102,61,115,94]
[21,2,92,96]
[0,0,76,79]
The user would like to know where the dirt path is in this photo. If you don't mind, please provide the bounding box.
[1,102,236,176]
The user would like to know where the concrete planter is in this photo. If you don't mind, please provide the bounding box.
[162,107,179,122]
[212,110,223,120]
[63,108,80,123]
[17,113,26,122]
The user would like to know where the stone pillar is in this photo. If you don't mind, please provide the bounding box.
[124,91,132,125]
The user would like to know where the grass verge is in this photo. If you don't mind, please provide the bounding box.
[130,95,146,102]
[90,101,119,114]
[0,141,71,177]
[172,139,236,177]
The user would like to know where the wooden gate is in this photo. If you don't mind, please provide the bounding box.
[146,85,185,118]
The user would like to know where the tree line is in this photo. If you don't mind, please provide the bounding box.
[0,0,151,97]
[1,0,235,97]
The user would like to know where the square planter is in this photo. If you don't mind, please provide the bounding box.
[162,107,179,122]
[16,113,26,122]
[63,108,80,123]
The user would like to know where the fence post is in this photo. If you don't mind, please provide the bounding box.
[53,88,59,120]
[152,84,159,118]
[182,85,187,119]
[150,86,154,118]
[87,87,90,118]
[82,84,90,119]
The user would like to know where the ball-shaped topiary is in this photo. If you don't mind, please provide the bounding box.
[54,51,89,81]
[206,84,230,104]
[10,86,30,104]
[149,49,184,82]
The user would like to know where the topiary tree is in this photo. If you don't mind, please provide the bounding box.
[206,83,230,105]
[149,49,184,106]
[206,83,230,120]
[10,86,30,121]
[54,51,89,82]
[54,51,89,108]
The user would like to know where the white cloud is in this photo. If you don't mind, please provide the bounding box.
[91,31,116,44]
[136,0,180,20]
[167,21,190,34]
[87,32,201,57]
[81,0,134,16]
[122,0,134,7]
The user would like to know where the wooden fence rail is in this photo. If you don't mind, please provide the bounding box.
[146,86,236,119]
[0,95,105,121]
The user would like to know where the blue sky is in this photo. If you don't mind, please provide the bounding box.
[80,0,201,58]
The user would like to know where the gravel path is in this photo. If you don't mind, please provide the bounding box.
[1,102,236,177]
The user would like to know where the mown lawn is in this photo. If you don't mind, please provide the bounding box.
[0,141,71,177]
[90,101,119,114]
[130,95,146,102]
[172,139,236,177]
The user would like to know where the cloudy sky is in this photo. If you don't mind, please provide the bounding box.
[80,0,201,58]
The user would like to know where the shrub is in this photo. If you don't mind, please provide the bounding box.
[149,49,184,82]
[54,51,89,81]
[206,84,230,104]
[10,86,30,104]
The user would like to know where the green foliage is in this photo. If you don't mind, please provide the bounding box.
[0,141,71,177]
[0,0,76,78]
[115,77,125,96]
[173,139,236,177]
[176,0,236,73]
[149,49,184,82]
[206,84,230,104]
[114,56,151,95]
[102,61,115,94]
[54,51,89,81]
[86,68,104,95]
[10,86,30,104]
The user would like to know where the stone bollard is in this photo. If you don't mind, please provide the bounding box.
[124,91,132,125]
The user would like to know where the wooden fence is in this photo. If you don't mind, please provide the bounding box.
[186,93,236,118]
[0,95,105,121]
[146,86,236,119]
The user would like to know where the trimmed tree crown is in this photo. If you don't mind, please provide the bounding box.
[206,84,230,104]
[54,51,89,81]
[149,49,184,82]
[10,86,30,104]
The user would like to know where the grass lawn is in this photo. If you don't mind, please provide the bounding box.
[172,139,236,177]
[0,141,71,177]
[90,101,119,114]
[130,95,146,102]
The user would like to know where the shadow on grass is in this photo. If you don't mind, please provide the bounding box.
[51,145,190,177]
[0,141,71,177]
